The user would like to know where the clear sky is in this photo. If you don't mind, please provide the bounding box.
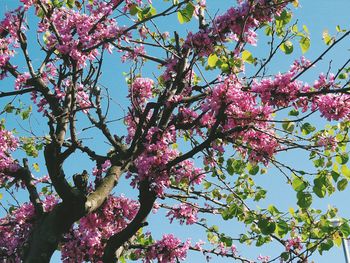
[1,0,350,262]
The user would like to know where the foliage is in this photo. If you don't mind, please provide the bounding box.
[1,0,350,262]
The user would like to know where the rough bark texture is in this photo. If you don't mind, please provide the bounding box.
[23,165,125,262]
[24,202,84,263]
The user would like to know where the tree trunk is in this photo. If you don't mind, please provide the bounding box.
[23,201,84,263]
[23,165,125,262]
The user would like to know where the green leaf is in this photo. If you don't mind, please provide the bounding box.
[319,239,334,254]
[247,163,259,175]
[288,109,299,116]
[282,121,295,132]
[276,220,289,238]
[241,50,254,64]
[275,10,292,26]
[66,0,74,8]
[297,192,312,208]
[208,54,219,68]
[265,25,273,36]
[337,178,348,191]
[336,153,349,165]
[292,176,307,192]
[313,184,326,198]
[33,163,40,172]
[177,3,195,24]
[341,165,350,179]
[280,41,294,54]
[301,122,315,135]
[303,25,310,34]
[129,4,141,16]
[338,72,348,79]
[258,218,276,235]
[322,29,333,45]
[52,0,64,7]
[138,5,157,20]
[336,25,347,33]
[21,106,32,120]
[268,205,281,216]
[280,252,289,261]
[4,103,14,113]
[299,37,310,54]
[203,181,211,189]
[340,222,350,237]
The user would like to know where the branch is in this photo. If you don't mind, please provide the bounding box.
[85,165,126,213]
[44,143,76,202]
[102,180,156,262]
[292,30,350,81]
[0,87,36,98]
[21,159,44,215]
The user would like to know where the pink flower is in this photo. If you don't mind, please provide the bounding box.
[285,236,303,251]
[129,77,154,105]
[166,203,199,225]
[314,94,350,121]
[61,195,139,262]
[257,254,270,262]
[0,127,20,185]
[142,234,190,263]
[14,72,31,90]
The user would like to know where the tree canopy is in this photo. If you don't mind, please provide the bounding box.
[1,0,350,262]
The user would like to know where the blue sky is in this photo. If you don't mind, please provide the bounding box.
[1,0,350,262]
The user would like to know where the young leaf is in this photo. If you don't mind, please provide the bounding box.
[208,54,219,68]
[280,41,294,54]
[299,37,310,54]
[241,50,254,64]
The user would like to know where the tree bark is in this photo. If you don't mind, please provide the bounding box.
[23,165,125,262]
[23,202,84,263]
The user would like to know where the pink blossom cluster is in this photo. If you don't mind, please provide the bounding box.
[215,242,237,256]
[161,58,178,82]
[76,83,92,113]
[92,159,112,177]
[124,77,154,144]
[14,72,31,90]
[30,91,48,113]
[140,234,190,263]
[130,126,204,195]
[201,75,278,164]
[61,195,139,262]
[257,254,271,262]
[240,129,279,165]
[0,127,20,185]
[252,60,350,121]
[121,45,146,62]
[123,0,153,13]
[313,93,350,121]
[0,195,58,262]
[0,8,24,77]
[252,72,304,107]
[203,75,273,126]
[184,0,287,56]
[37,1,128,68]
[315,135,337,151]
[285,236,303,251]
[129,77,154,105]
[251,58,311,108]
[166,203,199,225]
[41,62,58,84]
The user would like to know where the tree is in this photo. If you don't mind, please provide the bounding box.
[1,0,350,262]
